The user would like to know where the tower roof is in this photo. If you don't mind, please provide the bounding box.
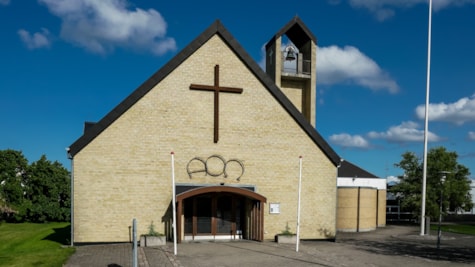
[266,16,317,49]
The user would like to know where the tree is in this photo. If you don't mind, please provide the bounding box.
[390,147,473,221]
[0,149,29,221]
[25,155,71,222]
[0,150,71,222]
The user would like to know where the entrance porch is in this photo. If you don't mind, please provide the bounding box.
[176,186,266,242]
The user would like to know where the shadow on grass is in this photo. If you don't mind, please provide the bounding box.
[43,224,71,245]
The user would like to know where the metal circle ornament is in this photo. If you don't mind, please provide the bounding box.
[186,155,244,181]
[205,155,226,177]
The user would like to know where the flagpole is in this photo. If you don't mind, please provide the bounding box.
[171,151,178,255]
[296,156,302,252]
[421,0,432,236]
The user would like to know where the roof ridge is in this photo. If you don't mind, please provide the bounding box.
[68,18,340,166]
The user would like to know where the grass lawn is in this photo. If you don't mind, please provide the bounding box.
[0,222,75,267]
[430,223,475,235]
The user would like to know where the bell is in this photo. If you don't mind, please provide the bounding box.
[285,48,296,61]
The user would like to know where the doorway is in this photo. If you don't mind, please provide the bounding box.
[176,186,266,242]
[183,193,244,240]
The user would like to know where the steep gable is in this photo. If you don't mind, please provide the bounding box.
[68,19,340,166]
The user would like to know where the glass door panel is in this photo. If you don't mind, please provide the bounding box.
[216,196,232,234]
[196,196,212,233]
[184,199,193,234]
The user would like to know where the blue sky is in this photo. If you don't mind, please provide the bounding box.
[1,0,474,181]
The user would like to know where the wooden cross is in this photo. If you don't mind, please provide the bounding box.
[190,65,243,143]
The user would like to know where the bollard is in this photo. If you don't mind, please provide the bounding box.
[425,217,431,235]
[132,218,137,267]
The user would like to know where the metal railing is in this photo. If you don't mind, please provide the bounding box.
[281,52,311,75]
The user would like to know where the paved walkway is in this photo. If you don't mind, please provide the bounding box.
[64,225,475,267]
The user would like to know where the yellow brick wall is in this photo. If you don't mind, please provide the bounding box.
[280,80,303,114]
[358,188,377,231]
[336,188,358,231]
[336,187,384,232]
[72,35,337,242]
[378,190,387,227]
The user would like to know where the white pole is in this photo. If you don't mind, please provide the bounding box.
[421,0,432,236]
[296,156,302,252]
[171,151,178,255]
[70,157,74,247]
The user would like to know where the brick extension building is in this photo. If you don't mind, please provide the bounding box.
[68,17,382,244]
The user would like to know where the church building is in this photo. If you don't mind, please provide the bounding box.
[68,17,343,243]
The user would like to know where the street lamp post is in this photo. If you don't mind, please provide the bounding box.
[420,0,433,237]
[437,171,450,249]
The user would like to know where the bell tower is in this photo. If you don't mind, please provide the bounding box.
[265,16,317,128]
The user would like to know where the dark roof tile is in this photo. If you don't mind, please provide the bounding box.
[338,160,379,178]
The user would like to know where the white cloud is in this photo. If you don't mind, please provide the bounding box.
[258,44,267,70]
[415,94,475,125]
[38,0,176,55]
[368,121,441,143]
[0,0,10,6]
[347,0,475,20]
[259,41,398,94]
[329,133,370,148]
[18,28,52,49]
[317,45,399,93]
[387,175,400,184]
[469,131,475,140]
